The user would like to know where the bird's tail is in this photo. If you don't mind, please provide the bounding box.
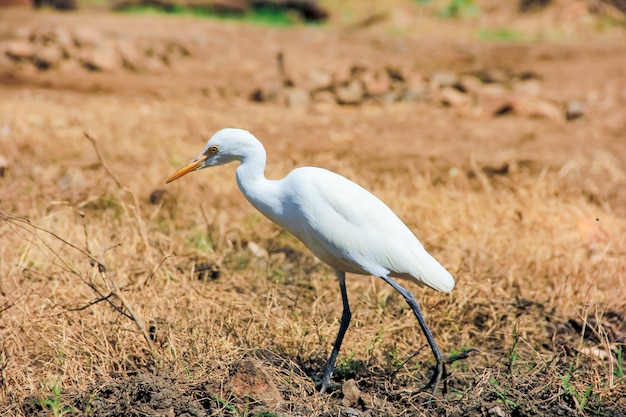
[413,249,455,293]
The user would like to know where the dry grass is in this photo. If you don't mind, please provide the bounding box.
[1,5,626,416]
[1,87,624,416]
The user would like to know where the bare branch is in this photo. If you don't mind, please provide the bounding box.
[82,129,155,265]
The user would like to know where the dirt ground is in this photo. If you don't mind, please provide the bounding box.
[1,2,626,416]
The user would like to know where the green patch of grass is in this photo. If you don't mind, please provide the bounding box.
[186,231,214,252]
[476,28,527,42]
[386,346,403,368]
[560,368,595,412]
[117,4,302,27]
[335,351,363,380]
[615,346,624,378]
[38,382,74,417]
[414,0,479,18]
[439,0,479,18]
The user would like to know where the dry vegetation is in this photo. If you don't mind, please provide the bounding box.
[1,1,626,416]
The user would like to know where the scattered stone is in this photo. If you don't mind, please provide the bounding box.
[513,79,543,96]
[149,189,170,205]
[284,87,311,107]
[305,69,333,92]
[0,155,8,178]
[335,80,364,105]
[341,379,361,407]
[51,27,75,56]
[312,90,336,104]
[33,45,63,69]
[227,358,283,406]
[246,241,269,258]
[430,70,458,89]
[487,405,507,417]
[475,85,511,116]
[4,40,35,61]
[406,72,427,93]
[80,45,120,72]
[1,25,191,74]
[565,100,586,120]
[116,39,145,71]
[510,95,562,119]
[250,80,282,103]
[72,27,106,49]
[458,75,483,93]
[362,70,391,96]
[440,86,471,107]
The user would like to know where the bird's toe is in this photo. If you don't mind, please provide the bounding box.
[445,347,480,364]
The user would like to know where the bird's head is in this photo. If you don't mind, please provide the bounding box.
[166,128,262,184]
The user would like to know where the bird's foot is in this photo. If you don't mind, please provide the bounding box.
[315,377,341,394]
[418,348,480,398]
[445,347,480,365]
[308,364,340,394]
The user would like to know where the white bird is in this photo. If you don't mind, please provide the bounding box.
[166,128,474,396]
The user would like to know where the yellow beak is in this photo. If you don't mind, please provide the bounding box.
[166,157,205,184]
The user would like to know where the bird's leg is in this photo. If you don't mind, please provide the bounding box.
[380,276,446,396]
[318,270,351,393]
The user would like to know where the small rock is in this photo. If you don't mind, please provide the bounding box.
[250,80,282,103]
[116,39,144,71]
[440,87,471,107]
[227,358,282,406]
[58,58,82,73]
[510,95,562,120]
[4,40,35,61]
[481,68,510,84]
[80,45,120,72]
[475,89,511,117]
[305,69,333,92]
[513,79,543,96]
[312,90,336,104]
[33,45,63,70]
[73,27,105,48]
[143,57,167,73]
[487,405,507,417]
[149,189,170,205]
[458,75,483,93]
[336,81,364,105]
[362,70,391,97]
[246,241,268,259]
[406,72,427,93]
[334,67,353,85]
[565,100,585,120]
[284,88,311,107]
[0,155,8,178]
[430,71,459,89]
[342,379,361,407]
[14,26,33,40]
[53,26,75,56]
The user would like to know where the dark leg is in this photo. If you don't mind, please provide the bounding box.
[380,275,456,396]
[319,270,351,393]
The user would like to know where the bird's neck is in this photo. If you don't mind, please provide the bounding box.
[235,151,284,225]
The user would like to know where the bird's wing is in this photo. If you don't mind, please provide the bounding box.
[280,168,454,292]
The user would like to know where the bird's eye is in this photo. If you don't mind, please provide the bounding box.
[209,145,219,154]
